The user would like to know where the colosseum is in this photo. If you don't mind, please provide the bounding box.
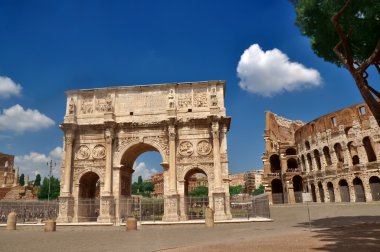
[262,102,380,204]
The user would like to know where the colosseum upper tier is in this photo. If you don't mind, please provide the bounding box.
[262,102,380,204]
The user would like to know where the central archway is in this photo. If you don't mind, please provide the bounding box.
[118,142,165,221]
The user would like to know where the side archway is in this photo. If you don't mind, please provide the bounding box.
[369,176,380,201]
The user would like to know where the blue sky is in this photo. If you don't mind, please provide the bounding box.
[0,0,364,180]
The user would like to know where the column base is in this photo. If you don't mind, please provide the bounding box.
[162,194,180,222]
[56,196,74,223]
[97,196,115,223]
[213,192,228,221]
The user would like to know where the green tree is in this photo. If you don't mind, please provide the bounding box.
[19,173,25,186]
[34,174,41,187]
[229,185,243,196]
[189,186,208,197]
[252,185,265,196]
[292,0,380,125]
[37,176,60,200]
[131,180,154,197]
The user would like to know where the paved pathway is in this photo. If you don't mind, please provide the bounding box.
[0,202,379,251]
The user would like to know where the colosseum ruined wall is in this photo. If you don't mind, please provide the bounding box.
[262,102,380,204]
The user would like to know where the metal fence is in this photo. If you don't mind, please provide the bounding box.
[230,193,270,219]
[0,200,58,223]
[0,194,270,223]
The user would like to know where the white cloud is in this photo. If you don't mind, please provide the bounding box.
[0,104,55,133]
[49,147,63,160]
[132,162,158,182]
[0,76,22,98]
[15,147,63,179]
[237,44,322,96]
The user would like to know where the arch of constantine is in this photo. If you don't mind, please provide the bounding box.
[57,81,232,223]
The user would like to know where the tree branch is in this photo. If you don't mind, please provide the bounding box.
[366,83,380,99]
[331,0,355,70]
[357,38,380,74]
[333,40,347,64]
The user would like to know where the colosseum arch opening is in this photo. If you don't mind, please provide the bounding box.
[363,137,377,162]
[369,176,380,201]
[323,147,332,166]
[317,181,325,202]
[57,81,232,223]
[327,182,335,202]
[314,150,322,170]
[339,179,350,202]
[270,154,281,173]
[353,177,366,202]
[292,175,303,203]
[271,179,284,204]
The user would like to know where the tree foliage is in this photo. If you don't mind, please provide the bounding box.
[292,0,380,125]
[229,185,243,196]
[19,173,25,186]
[132,177,154,198]
[34,174,41,187]
[37,176,60,200]
[252,185,265,196]
[189,186,208,197]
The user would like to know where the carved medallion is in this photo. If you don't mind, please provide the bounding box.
[93,145,106,159]
[77,145,90,160]
[178,141,194,156]
[196,140,212,156]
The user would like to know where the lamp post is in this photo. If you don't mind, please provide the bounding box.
[47,160,56,202]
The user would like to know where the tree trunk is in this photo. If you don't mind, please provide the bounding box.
[351,72,380,126]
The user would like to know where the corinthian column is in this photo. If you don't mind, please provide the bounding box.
[103,127,114,196]
[168,124,177,194]
[62,131,75,196]
[212,121,222,190]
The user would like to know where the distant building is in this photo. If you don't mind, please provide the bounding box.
[244,170,263,194]
[149,172,164,198]
[0,152,17,188]
[228,173,245,187]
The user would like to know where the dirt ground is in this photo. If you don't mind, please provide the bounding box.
[0,203,380,252]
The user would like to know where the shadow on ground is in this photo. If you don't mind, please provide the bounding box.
[296,216,380,251]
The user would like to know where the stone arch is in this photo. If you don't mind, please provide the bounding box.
[347,141,360,165]
[305,141,310,150]
[292,175,303,203]
[78,171,100,222]
[114,138,168,167]
[287,158,298,170]
[285,148,297,156]
[334,143,344,163]
[183,167,208,197]
[318,181,325,202]
[271,179,284,204]
[339,179,350,202]
[310,183,317,202]
[327,182,335,202]
[363,136,377,162]
[314,150,322,170]
[118,141,165,198]
[180,164,212,183]
[323,146,332,166]
[301,155,306,171]
[369,176,380,201]
[353,177,366,202]
[269,154,281,173]
[307,153,313,171]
